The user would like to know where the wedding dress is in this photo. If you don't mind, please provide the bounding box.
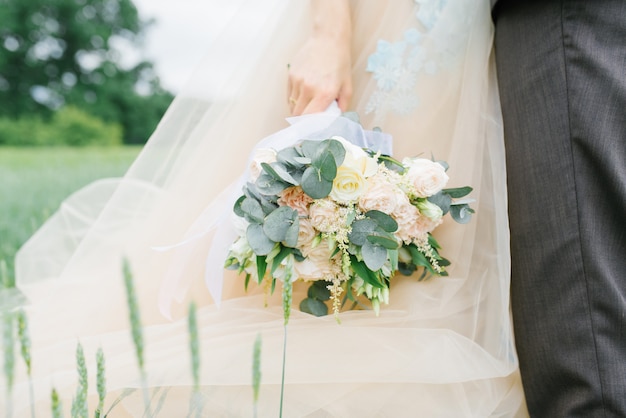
[4,0,528,416]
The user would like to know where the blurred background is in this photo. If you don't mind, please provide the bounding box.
[0,0,215,285]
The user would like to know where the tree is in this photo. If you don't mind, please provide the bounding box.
[0,0,173,144]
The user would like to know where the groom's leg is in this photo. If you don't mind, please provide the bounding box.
[494,0,626,416]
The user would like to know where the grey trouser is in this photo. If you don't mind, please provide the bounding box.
[494,0,626,416]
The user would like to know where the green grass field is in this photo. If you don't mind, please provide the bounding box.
[0,146,141,285]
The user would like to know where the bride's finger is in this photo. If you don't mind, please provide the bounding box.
[292,89,312,116]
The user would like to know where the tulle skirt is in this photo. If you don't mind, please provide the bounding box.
[5,0,528,416]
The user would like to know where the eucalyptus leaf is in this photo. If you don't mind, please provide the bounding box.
[256,173,289,195]
[241,197,264,224]
[443,186,473,198]
[300,140,320,158]
[348,219,378,245]
[301,166,332,199]
[247,224,275,255]
[261,162,298,185]
[367,233,399,250]
[316,150,338,181]
[427,192,452,215]
[263,206,298,242]
[450,204,473,224]
[299,298,328,317]
[284,218,300,247]
[233,195,246,218]
[325,139,346,167]
[365,210,398,233]
[307,283,331,301]
[277,147,304,166]
[293,156,312,165]
[398,262,416,276]
[362,241,388,271]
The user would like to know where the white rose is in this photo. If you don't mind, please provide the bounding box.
[331,136,378,177]
[403,158,449,197]
[330,165,368,204]
[249,148,277,181]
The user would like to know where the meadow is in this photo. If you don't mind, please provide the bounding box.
[0,146,141,286]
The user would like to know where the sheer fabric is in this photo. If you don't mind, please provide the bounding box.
[6,0,527,416]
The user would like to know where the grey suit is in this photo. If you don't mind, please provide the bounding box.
[492,0,626,416]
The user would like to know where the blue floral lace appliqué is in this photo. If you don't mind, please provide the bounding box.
[365,0,463,118]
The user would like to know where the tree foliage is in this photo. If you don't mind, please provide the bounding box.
[0,0,173,144]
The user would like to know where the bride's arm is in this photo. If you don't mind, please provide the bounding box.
[287,0,352,115]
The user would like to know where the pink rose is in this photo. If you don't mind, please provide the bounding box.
[278,186,313,216]
[403,158,449,198]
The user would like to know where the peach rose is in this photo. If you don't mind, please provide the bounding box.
[294,239,340,281]
[296,218,318,251]
[309,199,340,233]
[278,186,313,216]
[358,174,399,213]
[403,158,449,197]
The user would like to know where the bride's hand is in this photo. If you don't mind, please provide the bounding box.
[287,0,352,116]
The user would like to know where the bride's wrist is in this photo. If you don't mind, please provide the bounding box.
[310,0,351,45]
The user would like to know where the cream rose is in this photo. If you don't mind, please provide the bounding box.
[330,165,368,204]
[403,158,449,197]
[358,174,399,213]
[278,186,313,216]
[249,148,277,181]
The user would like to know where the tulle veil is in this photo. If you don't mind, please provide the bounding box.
[5,0,528,416]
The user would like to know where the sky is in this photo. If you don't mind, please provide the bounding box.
[131,0,218,93]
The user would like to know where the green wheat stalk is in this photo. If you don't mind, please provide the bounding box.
[186,302,202,418]
[95,348,106,418]
[51,388,64,418]
[121,258,151,417]
[71,342,88,418]
[1,259,15,417]
[16,310,35,418]
[279,255,294,418]
[2,310,15,418]
[252,333,262,418]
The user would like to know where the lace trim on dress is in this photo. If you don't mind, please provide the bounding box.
[365,0,472,119]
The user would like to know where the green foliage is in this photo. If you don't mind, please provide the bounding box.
[0,106,122,146]
[0,0,173,144]
[0,146,140,287]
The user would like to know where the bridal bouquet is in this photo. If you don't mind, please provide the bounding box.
[224,134,473,317]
